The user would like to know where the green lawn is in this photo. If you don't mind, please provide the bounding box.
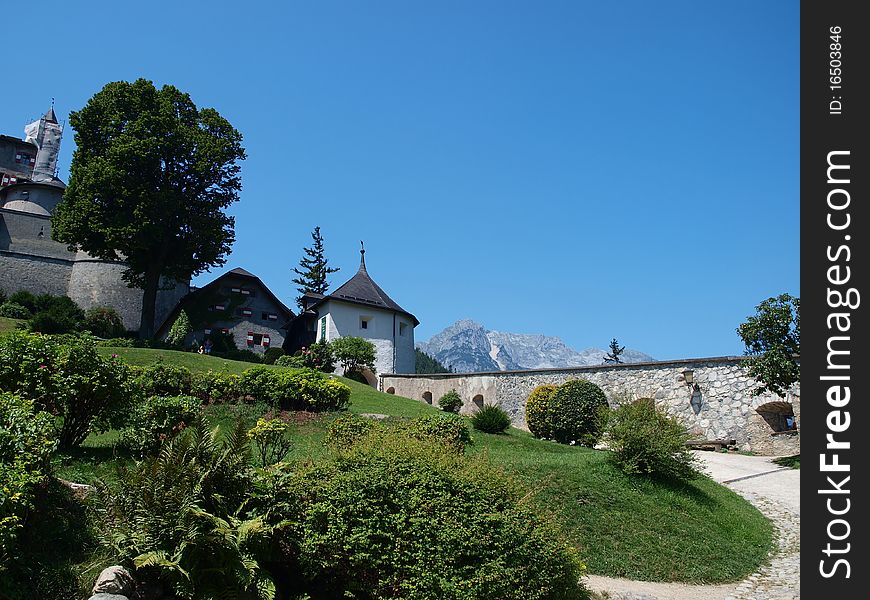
[56,347,773,584]
[0,316,25,335]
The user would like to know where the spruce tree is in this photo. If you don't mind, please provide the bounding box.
[604,338,625,363]
[292,226,340,309]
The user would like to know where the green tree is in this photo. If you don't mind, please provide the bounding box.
[52,79,246,339]
[291,226,339,309]
[331,336,376,377]
[166,309,192,347]
[414,348,451,373]
[737,294,800,396]
[603,338,625,363]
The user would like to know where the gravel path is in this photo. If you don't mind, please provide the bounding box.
[586,452,800,600]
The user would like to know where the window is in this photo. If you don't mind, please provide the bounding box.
[204,328,212,335]
[246,332,269,347]
[399,322,408,336]
[262,312,278,321]
[360,316,371,330]
[241,308,253,317]
[210,304,225,311]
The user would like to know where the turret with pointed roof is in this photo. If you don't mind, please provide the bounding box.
[282,244,418,379]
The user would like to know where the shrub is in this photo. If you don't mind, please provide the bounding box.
[547,380,608,446]
[135,362,192,397]
[0,392,58,564]
[262,347,285,365]
[324,413,376,449]
[27,296,86,334]
[404,413,472,453]
[525,384,559,440]
[7,291,37,314]
[191,370,243,403]
[437,389,462,413]
[83,306,125,339]
[165,309,192,347]
[241,367,350,412]
[98,421,274,600]
[330,336,375,377]
[240,366,280,402]
[247,417,293,466]
[276,432,589,599]
[299,341,335,372]
[604,399,699,481]
[120,395,201,456]
[219,348,263,363]
[0,332,134,448]
[0,302,30,319]
[472,404,512,434]
[275,354,306,368]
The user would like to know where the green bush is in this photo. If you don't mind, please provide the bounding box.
[0,392,58,564]
[298,341,335,372]
[27,296,86,334]
[525,384,559,440]
[0,332,134,448]
[135,362,193,397]
[241,367,350,411]
[548,380,608,446]
[472,404,512,434]
[247,417,293,466]
[324,413,376,449]
[275,354,306,368]
[219,348,263,363]
[262,347,285,365]
[0,302,30,319]
[331,336,375,377]
[191,370,242,403]
[98,421,274,600]
[240,366,280,402]
[404,413,472,453]
[275,432,589,599]
[120,395,201,456]
[604,399,699,481]
[437,389,463,413]
[6,291,37,314]
[165,309,192,347]
[83,307,125,339]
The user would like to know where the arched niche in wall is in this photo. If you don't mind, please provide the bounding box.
[422,391,433,404]
[756,401,797,432]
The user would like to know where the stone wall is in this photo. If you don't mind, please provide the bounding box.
[381,356,800,455]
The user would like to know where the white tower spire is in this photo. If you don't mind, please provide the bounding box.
[23,102,62,182]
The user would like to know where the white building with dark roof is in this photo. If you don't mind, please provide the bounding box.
[284,245,418,383]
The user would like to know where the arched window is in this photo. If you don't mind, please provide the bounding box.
[472,394,484,409]
[386,387,396,395]
[422,391,433,404]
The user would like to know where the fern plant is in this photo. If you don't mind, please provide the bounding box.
[98,418,277,600]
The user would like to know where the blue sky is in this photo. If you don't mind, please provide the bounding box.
[1,1,799,359]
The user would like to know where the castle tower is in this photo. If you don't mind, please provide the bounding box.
[24,104,63,183]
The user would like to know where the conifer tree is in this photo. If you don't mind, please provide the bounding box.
[604,338,625,363]
[292,226,339,309]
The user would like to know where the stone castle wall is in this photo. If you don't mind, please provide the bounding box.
[1,207,188,332]
[381,357,800,455]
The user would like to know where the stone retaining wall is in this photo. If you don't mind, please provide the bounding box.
[380,357,800,455]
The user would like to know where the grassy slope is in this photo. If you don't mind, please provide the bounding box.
[0,317,25,335]
[63,347,772,584]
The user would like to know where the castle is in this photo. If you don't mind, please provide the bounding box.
[0,105,187,331]
[1,105,418,378]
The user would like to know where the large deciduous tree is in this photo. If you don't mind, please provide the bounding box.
[737,294,800,396]
[52,79,246,338]
[291,226,339,309]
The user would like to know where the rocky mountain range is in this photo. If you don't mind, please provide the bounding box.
[417,319,655,373]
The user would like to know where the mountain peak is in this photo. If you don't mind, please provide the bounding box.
[419,320,655,373]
